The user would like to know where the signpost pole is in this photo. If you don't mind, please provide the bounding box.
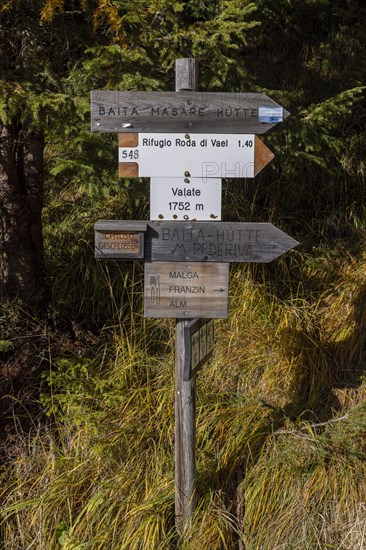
[175,58,198,533]
[91,54,295,542]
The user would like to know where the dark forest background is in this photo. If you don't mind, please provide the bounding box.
[1,1,366,548]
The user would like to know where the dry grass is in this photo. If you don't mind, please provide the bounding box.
[1,247,366,549]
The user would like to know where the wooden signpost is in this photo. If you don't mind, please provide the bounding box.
[94,221,146,259]
[94,220,298,263]
[144,261,229,318]
[145,221,298,263]
[188,319,214,380]
[91,90,289,134]
[91,57,296,534]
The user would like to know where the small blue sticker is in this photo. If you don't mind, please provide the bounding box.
[258,106,283,123]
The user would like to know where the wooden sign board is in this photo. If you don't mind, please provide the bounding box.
[91,90,289,134]
[94,221,147,259]
[144,262,229,318]
[150,177,222,221]
[118,134,273,179]
[145,221,298,263]
[185,319,214,380]
[95,220,299,263]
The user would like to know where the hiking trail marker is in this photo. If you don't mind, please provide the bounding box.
[118,133,274,179]
[91,57,295,534]
[144,261,229,319]
[94,220,298,264]
[150,177,222,221]
[91,90,289,134]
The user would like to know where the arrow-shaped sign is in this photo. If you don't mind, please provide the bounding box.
[91,90,289,134]
[145,221,298,263]
[95,220,299,263]
[118,133,274,179]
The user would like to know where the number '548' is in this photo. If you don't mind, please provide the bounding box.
[121,149,139,159]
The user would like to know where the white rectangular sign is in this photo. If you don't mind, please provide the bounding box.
[150,177,222,221]
[119,133,256,178]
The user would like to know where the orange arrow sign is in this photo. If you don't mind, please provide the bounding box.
[254,136,274,176]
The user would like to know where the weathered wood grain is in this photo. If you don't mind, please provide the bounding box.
[95,220,299,262]
[147,221,299,263]
[95,221,147,232]
[118,133,139,147]
[174,59,198,536]
[175,319,196,532]
[254,136,275,176]
[118,162,139,177]
[175,58,198,91]
[184,318,214,380]
[144,261,229,319]
[91,90,289,134]
[94,221,147,259]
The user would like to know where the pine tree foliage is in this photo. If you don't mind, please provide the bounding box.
[1,0,366,548]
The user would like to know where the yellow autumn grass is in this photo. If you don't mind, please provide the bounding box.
[1,246,366,548]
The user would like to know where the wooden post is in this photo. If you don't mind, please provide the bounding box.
[175,58,198,533]
[175,320,196,532]
[175,58,198,91]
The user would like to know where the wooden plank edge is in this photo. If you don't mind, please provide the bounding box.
[118,133,139,147]
[119,162,139,177]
